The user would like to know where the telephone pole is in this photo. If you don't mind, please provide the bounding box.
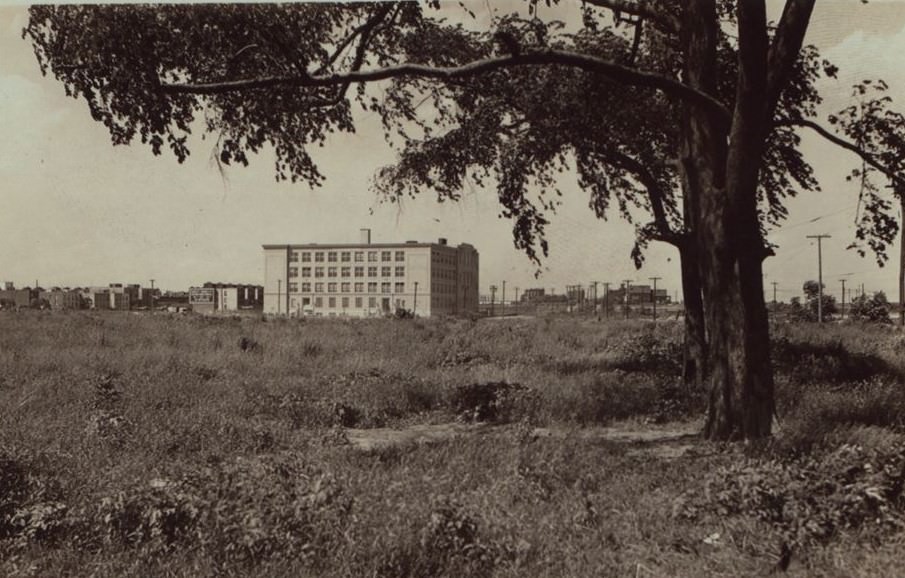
[277,279,282,315]
[807,234,831,323]
[622,280,632,319]
[502,281,506,310]
[150,279,155,313]
[603,282,611,319]
[771,281,778,307]
[490,285,497,316]
[413,281,419,316]
[840,279,846,319]
[649,277,661,322]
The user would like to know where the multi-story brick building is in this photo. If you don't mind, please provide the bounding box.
[263,229,479,317]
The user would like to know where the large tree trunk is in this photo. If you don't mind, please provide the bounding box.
[682,0,776,440]
[679,240,707,390]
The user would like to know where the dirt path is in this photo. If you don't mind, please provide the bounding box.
[345,420,704,458]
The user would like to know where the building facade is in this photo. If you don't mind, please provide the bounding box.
[262,230,479,317]
[189,283,264,313]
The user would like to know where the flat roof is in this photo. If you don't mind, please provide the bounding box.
[262,242,475,250]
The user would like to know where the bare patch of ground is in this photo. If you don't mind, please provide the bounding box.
[346,419,704,458]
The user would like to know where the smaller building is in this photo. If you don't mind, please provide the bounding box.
[190,283,264,313]
[40,289,83,310]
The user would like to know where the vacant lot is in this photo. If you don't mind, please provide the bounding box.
[2,312,905,576]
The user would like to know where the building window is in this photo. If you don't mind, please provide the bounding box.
[381,266,391,277]
[368,282,377,293]
[328,283,337,293]
[301,283,311,292]
[289,252,298,263]
[315,282,324,292]
[288,282,298,292]
[341,267,351,278]
[355,297,363,308]
[315,252,324,262]
[288,267,298,278]
[368,266,377,277]
[381,282,391,294]
[328,267,337,277]
[301,252,311,262]
[354,266,364,277]
[381,251,392,261]
[328,252,337,262]
[341,252,351,262]
[354,282,364,292]
[368,251,378,262]
[315,267,324,278]
[315,297,323,307]
[342,297,349,308]
[302,297,311,306]
[395,282,404,293]
[354,251,364,262]
[301,267,311,277]
[341,282,350,293]
[395,266,405,277]
[369,297,377,308]
[395,251,405,261]
[328,297,336,308]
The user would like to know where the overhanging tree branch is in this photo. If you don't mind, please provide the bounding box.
[785,118,905,189]
[160,49,732,123]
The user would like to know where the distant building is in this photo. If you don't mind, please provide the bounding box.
[262,229,479,317]
[189,283,263,313]
[0,287,34,308]
[608,284,670,305]
[521,288,546,303]
[40,289,83,310]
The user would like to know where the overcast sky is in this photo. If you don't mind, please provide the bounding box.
[2,1,905,301]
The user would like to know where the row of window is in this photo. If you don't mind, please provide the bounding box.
[294,296,407,310]
[289,250,406,263]
[289,266,405,279]
[287,282,406,294]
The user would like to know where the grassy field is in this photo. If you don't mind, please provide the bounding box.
[2,311,905,576]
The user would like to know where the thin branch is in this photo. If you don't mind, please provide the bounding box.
[581,0,680,34]
[315,4,394,75]
[784,118,905,189]
[596,147,682,244]
[161,48,731,124]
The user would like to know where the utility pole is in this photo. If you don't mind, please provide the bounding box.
[150,279,155,313]
[603,282,610,319]
[502,281,506,311]
[807,234,831,323]
[277,279,282,315]
[622,280,632,319]
[514,287,519,314]
[413,281,418,316]
[490,285,497,316]
[771,281,778,308]
[649,277,661,322]
[841,279,846,319]
[591,281,599,315]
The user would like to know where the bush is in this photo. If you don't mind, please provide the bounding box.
[451,382,540,424]
[94,454,352,566]
[677,442,905,552]
[849,292,892,324]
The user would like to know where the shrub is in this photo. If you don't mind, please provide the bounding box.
[451,382,540,424]
[677,442,905,552]
[849,292,892,324]
[94,454,352,566]
[376,498,503,578]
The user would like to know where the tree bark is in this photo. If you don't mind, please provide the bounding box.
[681,0,777,440]
[679,240,707,390]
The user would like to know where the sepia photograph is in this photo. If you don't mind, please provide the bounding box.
[3,1,905,575]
